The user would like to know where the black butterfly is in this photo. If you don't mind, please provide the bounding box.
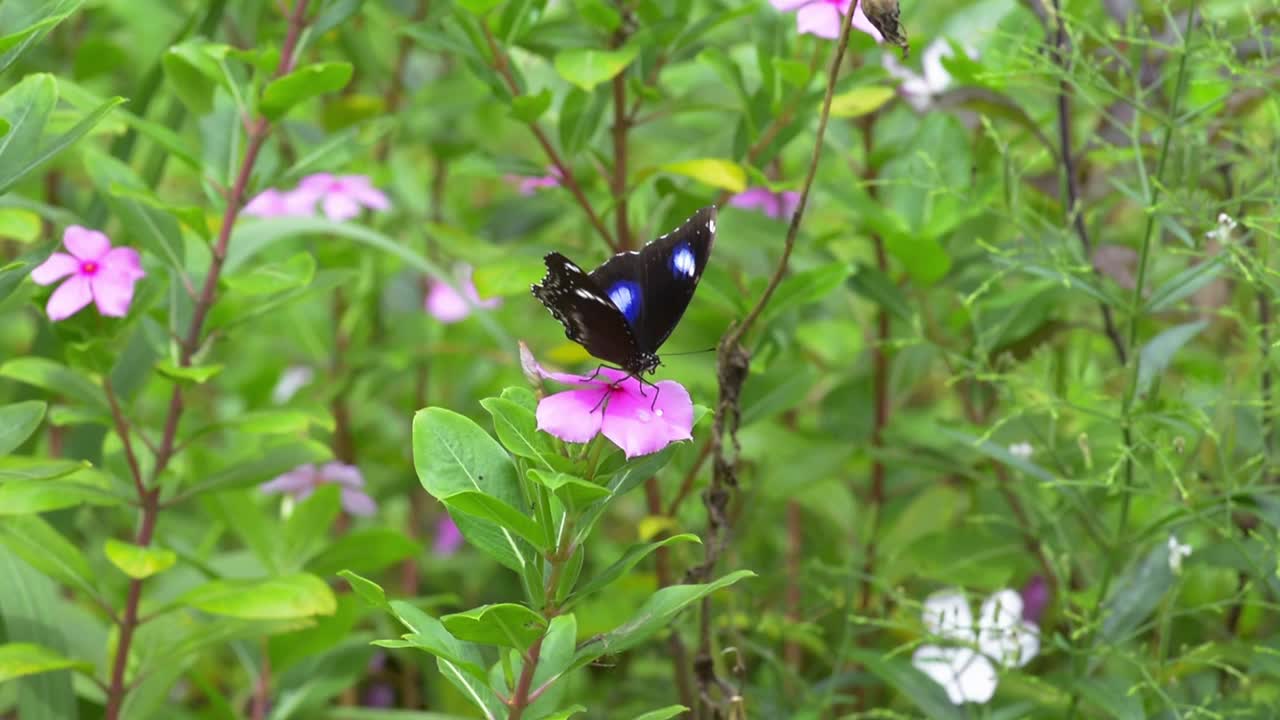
[531,205,717,377]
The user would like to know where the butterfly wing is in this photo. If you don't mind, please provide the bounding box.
[531,252,642,368]
[588,205,717,354]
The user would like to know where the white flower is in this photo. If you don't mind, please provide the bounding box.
[882,37,977,111]
[912,588,1039,705]
[1168,535,1192,574]
[271,365,315,404]
[1205,213,1237,243]
[1008,442,1033,459]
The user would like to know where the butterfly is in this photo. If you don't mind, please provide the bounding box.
[531,205,717,377]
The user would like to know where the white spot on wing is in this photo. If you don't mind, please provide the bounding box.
[708,219,716,234]
[672,244,696,277]
[609,284,634,315]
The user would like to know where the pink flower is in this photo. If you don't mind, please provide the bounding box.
[30,226,145,322]
[425,265,501,324]
[770,0,882,41]
[243,187,315,218]
[527,352,694,459]
[432,515,463,556]
[260,462,377,516]
[292,173,391,221]
[505,168,562,196]
[729,187,801,220]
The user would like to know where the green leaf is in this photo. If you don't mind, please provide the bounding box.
[553,46,638,90]
[83,148,186,272]
[440,603,547,649]
[761,262,853,322]
[571,570,755,669]
[154,361,224,384]
[527,469,611,510]
[162,40,226,114]
[633,706,691,720]
[1145,257,1227,313]
[0,545,78,720]
[511,89,553,123]
[0,643,91,683]
[472,256,545,298]
[236,409,332,435]
[413,407,535,572]
[0,74,55,195]
[0,457,85,482]
[528,614,577,710]
[564,534,701,611]
[0,0,84,74]
[385,600,489,682]
[456,0,503,12]
[843,648,966,720]
[847,261,913,322]
[1101,541,1176,641]
[481,396,559,468]
[280,485,342,570]
[305,528,419,577]
[337,570,391,613]
[0,516,97,599]
[0,208,42,243]
[103,539,177,579]
[260,62,354,120]
[1135,320,1207,397]
[0,401,45,456]
[182,439,332,497]
[0,473,123,515]
[222,252,316,295]
[661,158,746,193]
[829,85,896,118]
[444,490,549,551]
[181,573,337,620]
[0,95,124,196]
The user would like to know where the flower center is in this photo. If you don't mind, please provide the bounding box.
[80,261,99,275]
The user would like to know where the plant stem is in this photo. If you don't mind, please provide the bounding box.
[507,535,572,720]
[101,3,312,718]
[479,21,617,253]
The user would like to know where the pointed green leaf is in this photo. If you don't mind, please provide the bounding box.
[181,573,336,620]
[564,534,701,611]
[661,158,745,193]
[0,401,45,456]
[0,74,55,195]
[553,46,638,90]
[260,62,354,120]
[0,643,91,683]
[103,539,177,580]
[441,603,547,649]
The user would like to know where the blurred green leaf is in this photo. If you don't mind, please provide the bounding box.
[413,407,536,572]
[0,74,55,195]
[0,400,45,455]
[0,0,84,73]
[161,40,229,114]
[633,707,691,720]
[154,361,224,384]
[1101,541,1176,641]
[553,46,638,91]
[0,545,79,720]
[0,515,97,599]
[181,573,337,619]
[0,208,42,243]
[0,642,90,683]
[103,539,177,580]
[0,473,122,514]
[564,534,701,611]
[338,570,390,613]
[440,603,546,649]
[511,88,553,123]
[382,599,489,682]
[661,158,746,193]
[306,528,419,577]
[844,648,966,720]
[1135,320,1207,397]
[83,148,186,272]
[260,62,354,120]
[830,85,896,118]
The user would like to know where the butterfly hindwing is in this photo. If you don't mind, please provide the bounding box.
[587,205,716,353]
[530,252,641,369]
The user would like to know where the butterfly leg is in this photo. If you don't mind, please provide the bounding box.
[633,374,662,411]
[584,364,614,383]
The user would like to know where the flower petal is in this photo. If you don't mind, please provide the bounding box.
[912,645,968,705]
[319,462,365,489]
[536,388,607,443]
[952,648,998,703]
[271,365,315,404]
[30,253,79,286]
[524,351,620,388]
[244,188,287,217]
[978,589,1040,667]
[979,589,1024,631]
[600,380,693,459]
[922,588,975,642]
[322,193,361,222]
[298,173,335,192]
[432,515,464,556]
[260,466,318,495]
[352,184,390,211]
[425,281,472,324]
[796,2,842,38]
[770,0,812,10]
[100,247,146,280]
[340,487,378,516]
[91,267,140,317]
[63,225,111,261]
[45,275,94,321]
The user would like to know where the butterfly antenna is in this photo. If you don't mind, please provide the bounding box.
[662,346,717,357]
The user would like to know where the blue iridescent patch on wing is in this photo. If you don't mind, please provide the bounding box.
[607,280,642,326]
[670,243,697,278]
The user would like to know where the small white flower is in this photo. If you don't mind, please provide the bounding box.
[1205,213,1237,243]
[1168,535,1192,574]
[1008,442,1033,459]
[882,38,977,111]
[912,588,1039,705]
[271,365,315,404]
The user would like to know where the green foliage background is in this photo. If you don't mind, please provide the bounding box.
[0,0,1278,718]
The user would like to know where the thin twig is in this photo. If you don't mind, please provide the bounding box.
[479,22,617,253]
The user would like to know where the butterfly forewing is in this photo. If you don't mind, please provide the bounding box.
[587,205,716,352]
[530,252,641,368]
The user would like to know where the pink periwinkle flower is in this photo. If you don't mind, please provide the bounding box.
[770,0,883,41]
[1020,576,1050,626]
[526,351,694,459]
[425,265,502,324]
[294,173,391,221]
[505,167,562,196]
[30,225,145,322]
[432,515,464,556]
[260,462,377,516]
[729,187,801,220]
[243,187,316,218]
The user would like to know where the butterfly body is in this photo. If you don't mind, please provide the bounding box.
[532,205,717,376]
